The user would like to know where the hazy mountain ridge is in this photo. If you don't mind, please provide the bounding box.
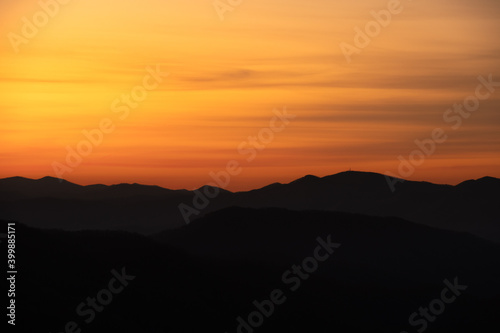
[0,171,499,240]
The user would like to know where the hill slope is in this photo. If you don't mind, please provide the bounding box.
[7,208,500,332]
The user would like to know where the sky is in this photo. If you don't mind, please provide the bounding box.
[0,0,499,190]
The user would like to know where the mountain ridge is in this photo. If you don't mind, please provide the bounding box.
[2,170,498,194]
[0,171,499,241]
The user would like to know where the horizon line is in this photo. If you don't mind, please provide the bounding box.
[0,170,497,193]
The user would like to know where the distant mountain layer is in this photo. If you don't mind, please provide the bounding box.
[8,208,500,332]
[0,171,499,241]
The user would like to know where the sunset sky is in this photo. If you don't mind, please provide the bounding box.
[1,0,499,190]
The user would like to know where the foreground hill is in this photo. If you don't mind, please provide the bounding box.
[0,171,499,241]
[6,208,500,332]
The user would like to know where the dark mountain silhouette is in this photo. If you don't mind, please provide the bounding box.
[0,176,194,233]
[0,176,188,200]
[155,207,500,295]
[0,171,499,241]
[7,207,500,332]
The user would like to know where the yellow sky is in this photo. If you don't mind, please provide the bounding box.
[1,0,499,190]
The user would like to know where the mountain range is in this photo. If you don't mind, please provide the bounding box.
[8,206,500,332]
[1,171,499,241]
[4,171,500,332]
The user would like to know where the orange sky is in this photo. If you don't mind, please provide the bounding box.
[1,0,499,190]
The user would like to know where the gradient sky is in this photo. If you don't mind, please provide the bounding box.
[1,0,499,190]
